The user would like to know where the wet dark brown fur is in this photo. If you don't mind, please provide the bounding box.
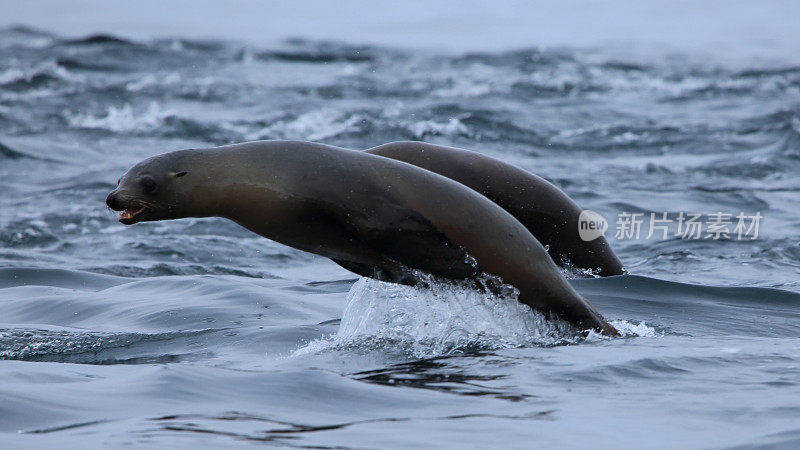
[107,140,618,335]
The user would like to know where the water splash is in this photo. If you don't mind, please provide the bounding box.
[296,277,578,359]
[558,257,604,278]
[610,319,661,338]
[294,276,660,358]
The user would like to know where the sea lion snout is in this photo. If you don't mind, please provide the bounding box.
[106,187,150,225]
[106,190,123,211]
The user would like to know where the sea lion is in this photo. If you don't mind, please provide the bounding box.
[106,140,618,335]
[366,141,625,276]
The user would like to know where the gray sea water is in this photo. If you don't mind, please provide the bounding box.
[1,17,800,449]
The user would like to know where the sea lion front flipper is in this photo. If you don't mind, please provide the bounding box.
[348,201,481,281]
[330,258,422,285]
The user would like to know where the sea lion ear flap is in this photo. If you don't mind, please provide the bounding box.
[171,171,188,178]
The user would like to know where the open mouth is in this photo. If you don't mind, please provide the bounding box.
[119,206,147,225]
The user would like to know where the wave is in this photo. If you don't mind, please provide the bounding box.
[0,267,127,290]
[3,267,799,363]
[153,38,229,53]
[0,221,59,248]
[443,48,800,101]
[0,25,54,38]
[244,107,546,144]
[453,48,575,70]
[0,139,68,163]
[0,140,31,160]
[61,101,237,142]
[0,26,55,49]
[257,38,377,63]
[0,326,218,364]
[735,66,800,78]
[246,109,369,141]
[61,34,136,47]
[64,102,169,133]
[258,49,373,64]
[0,59,81,90]
[690,121,800,182]
[408,117,470,139]
[571,274,800,337]
[89,263,273,278]
[54,57,119,72]
[3,31,797,151]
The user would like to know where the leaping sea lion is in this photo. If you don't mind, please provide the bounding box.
[106,140,618,335]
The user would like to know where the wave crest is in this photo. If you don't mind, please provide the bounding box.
[64,101,169,132]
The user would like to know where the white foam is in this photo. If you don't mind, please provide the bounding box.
[65,101,169,132]
[247,109,362,141]
[0,67,26,84]
[409,116,469,139]
[125,74,157,91]
[0,59,81,85]
[610,319,660,338]
[125,72,181,92]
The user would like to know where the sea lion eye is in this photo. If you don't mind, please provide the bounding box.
[139,176,157,193]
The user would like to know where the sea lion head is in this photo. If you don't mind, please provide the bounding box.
[106,151,196,225]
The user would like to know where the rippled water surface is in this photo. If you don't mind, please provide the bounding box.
[1,25,800,448]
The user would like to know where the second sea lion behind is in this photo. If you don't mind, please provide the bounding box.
[366,141,625,276]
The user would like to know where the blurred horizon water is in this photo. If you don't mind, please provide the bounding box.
[3,0,800,63]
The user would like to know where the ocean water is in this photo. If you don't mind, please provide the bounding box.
[1,23,800,448]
